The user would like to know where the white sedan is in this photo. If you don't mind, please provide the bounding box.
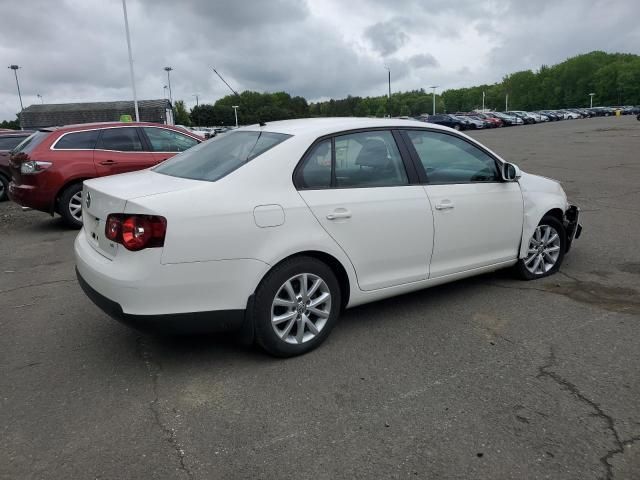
[75,118,582,356]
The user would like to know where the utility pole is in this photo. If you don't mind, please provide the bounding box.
[164,66,173,104]
[121,0,139,122]
[8,65,24,128]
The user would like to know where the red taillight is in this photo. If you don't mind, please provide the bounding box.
[104,214,166,251]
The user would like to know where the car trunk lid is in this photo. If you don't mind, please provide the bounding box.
[82,170,201,259]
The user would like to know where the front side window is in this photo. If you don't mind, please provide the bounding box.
[406,130,500,183]
[143,127,199,152]
[334,130,408,188]
[154,130,290,182]
[97,127,144,152]
[54,130,100,150]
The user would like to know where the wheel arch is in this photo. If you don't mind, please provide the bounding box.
[54,178,90,213]
[519,203,567,259]
[259,250,352,309]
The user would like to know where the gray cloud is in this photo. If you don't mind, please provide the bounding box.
[408,54,439,69]
[0,0,639,121]
[364,19,410,56]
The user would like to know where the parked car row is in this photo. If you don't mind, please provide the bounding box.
[416,105,640,130]
[4,122,202,226]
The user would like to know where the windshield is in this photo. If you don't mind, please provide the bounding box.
[154,130,291,182]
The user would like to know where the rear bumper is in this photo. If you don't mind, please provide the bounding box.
[8,182,53,213]
[76,268,245,334]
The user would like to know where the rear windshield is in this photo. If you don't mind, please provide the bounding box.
[154,130,290,182]
[11,131,50,155]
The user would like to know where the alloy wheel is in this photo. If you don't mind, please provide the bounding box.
[69,191,83,222]
[271,273,331,345]
[524,224,561,275]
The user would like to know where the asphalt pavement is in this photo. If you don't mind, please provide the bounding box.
[1,115,639,479]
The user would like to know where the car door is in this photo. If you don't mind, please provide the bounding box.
[140,126,200,164]
[296,129,434,291]
[93,127,156,176]
[401,129,523,278]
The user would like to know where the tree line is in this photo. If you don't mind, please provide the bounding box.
[176,51,640,126]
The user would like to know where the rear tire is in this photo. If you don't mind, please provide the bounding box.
[0,174,8,201]
[253,256,341,357]
[515,215,566,280]
[58,183,84,229]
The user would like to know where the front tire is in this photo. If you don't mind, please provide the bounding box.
[58,183,84,229]
[253,256,341,357]
[515,215,566,280]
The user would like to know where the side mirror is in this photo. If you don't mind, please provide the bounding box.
[502,162,521,181]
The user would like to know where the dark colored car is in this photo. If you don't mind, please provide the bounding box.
[8,122,201,227]
[420,114,467,130]
[0,130,34,201]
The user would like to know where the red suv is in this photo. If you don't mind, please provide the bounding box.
[9,122,201,227]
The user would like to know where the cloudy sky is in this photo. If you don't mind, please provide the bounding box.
[1,0,639,121]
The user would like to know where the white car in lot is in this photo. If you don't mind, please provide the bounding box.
[75,118,581,356]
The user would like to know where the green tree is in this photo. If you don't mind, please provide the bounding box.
[0,115,20,130]
[173,100,191,126]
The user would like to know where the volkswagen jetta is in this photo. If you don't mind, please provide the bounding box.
[75,118,581,357]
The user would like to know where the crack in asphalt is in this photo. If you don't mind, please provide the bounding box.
[136,336,194,480]
[0,278,76,295]
[537,347,638,480]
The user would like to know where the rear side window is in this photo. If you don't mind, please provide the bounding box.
[154,130,290,182]
[0,136,28,151]
[334,130,408,187]
[142,127,199,152]
[298,139,332,189]
[97,127,144,152]
[54,130,100,150]
[12,131,50,155]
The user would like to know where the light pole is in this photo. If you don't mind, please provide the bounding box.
[505,93,508,112]
[37,94,43,104]
[384,66,391,98]
[589,92,595,108]
[164,66,173,104]
[121,0,139,122]
[8,65,24,128]
[482,91,485,112]
[163,85,168,99]
[429,86,439,115]
[232,105,239,128]
[192,94,200,126]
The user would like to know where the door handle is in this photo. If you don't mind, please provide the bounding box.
[435,202,455,210]
[326,209,352,220]
[99,160,117,165]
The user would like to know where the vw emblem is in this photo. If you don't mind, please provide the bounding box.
[85,191,91,209]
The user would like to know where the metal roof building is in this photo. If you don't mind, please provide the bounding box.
[20,99,173,129]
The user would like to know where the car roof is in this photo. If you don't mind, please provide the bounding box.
[43,122,184,133]
[236,117,451,137]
